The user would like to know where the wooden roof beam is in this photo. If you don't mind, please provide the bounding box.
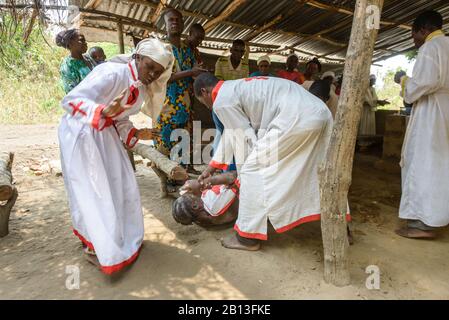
[150,0,168,25]
[244,14,283,41]
[121,0,348,48]
[302,0,412,30]
[204,0,247,33]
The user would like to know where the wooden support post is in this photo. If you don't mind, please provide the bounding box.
[0,152,17,237]
[319,0,384,286]
[117,20,125,54]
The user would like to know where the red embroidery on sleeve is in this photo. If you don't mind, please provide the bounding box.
[69,102,87,117]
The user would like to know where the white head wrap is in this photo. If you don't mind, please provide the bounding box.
[109,37,175,123]
[257,55,271,65]
[321,71,335,80]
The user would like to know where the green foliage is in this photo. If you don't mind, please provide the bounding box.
[88,42,132,60]
[405,49,418,62]
[376,69,404,110]
[0,13,67,124]
[0,13,129,124]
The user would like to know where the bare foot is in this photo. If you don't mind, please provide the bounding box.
[221,233,261,251]
[395,227,436,239]
[83,248,101,268]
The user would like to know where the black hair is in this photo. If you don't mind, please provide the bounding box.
[163,7,183,20]
[190,23,205,34]
[309,79,331,102]
[172,196,195,225]
[193,72,219,97]
[55,29,79,49]
[306,57,322,72]
[413,10,443,32]
[88,46,104,56]
[232,39,245,47]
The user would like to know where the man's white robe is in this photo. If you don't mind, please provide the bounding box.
[59,61,146,274]
[400,33,449,227]
[211,77,333,239]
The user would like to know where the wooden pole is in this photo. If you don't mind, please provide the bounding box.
[319,0,384,286]
[117,20,125,54]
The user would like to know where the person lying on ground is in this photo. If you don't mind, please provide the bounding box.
[172,171,239,228]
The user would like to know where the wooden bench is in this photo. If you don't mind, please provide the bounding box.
[0,152,18,237]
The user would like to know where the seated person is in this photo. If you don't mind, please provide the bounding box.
[172,171,239,227]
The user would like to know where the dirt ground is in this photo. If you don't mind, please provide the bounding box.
[1,119,449,300]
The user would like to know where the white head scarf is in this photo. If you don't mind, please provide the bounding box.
[109,37,175,123]
[321,71,335,80]
[257,55,271,65]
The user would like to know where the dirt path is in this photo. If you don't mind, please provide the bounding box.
[1,123,448,299]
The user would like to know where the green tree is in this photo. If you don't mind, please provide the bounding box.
[376,69,404,110]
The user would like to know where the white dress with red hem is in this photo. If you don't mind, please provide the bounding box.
[211,77,333,240]
[59,61,145,274]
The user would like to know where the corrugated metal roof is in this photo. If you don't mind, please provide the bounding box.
[72,0,449,64]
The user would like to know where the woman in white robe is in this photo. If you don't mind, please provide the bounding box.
[59,38,174,274]
[194,74,336,250]
[394,19,449,238]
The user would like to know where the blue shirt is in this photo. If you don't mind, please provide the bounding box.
[212,110,236,172]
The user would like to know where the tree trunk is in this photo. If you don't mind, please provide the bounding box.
[131,143,188,181]
[319,0,384,286]
[0,152,14,201]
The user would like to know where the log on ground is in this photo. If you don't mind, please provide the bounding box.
[131,143,188,181]
[0,152,14,201]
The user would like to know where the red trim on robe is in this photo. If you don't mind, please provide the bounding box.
[126,84,140,106]
[275,213,352,234]
[92,105,113,131]
[234,224,268,241]
[214,197,236,216]
[211,80,224,103]
[233,213,351,240]
[128,62,137,81]
[209,160,229,171]
[126,127,138,148]
[73,228,142,275]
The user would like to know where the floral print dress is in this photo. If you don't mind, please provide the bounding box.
[155,43,196,154]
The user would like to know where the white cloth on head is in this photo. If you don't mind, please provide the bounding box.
[399,33,449,227]
[321,71,335,80]
[109,37,174,123]
[257,55,271,65]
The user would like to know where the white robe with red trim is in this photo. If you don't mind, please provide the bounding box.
[211,77,333,239]
[399,34,449,227]
[58,60,145,274]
